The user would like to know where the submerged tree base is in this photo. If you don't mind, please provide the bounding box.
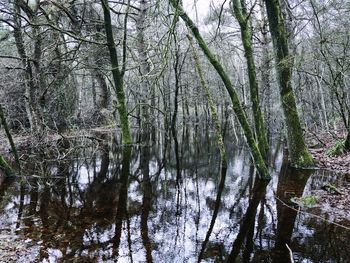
[294,149,314,168]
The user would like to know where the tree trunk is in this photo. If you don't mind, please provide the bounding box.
[0,104,20,171]
[169,0,270,180]
[189,35,226,165]
[91,12,109,110]
[171,40,180,137]
[264,0,313,167]
[136,0,152,139]
[345,111,350,150]
[13,0,42,133]
[0,155,12,178]
[232,0,269,160]
[0,105,13,178]
[101,0,132,145]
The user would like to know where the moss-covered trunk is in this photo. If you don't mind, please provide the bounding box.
[0,104,20,171]
[0,156,12,178]
[13,0,42,133]
[169,0,270,180]
[101,0,132,145]
[345,111,350,150]
[232,0,269,160]
[264,0,313,167]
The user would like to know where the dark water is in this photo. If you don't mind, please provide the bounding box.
[0,129,349,263]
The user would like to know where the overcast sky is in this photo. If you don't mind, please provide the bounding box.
[183,0,211,23]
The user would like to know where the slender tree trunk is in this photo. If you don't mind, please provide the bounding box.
[0,155,12,178]
[0,104,20,171]
[189,35,226,165]
[345,111,350,150]
[232,0,269,160]
[101,0,132,145]
[136,0,152,138]
[13,0,41,133]
[171,41,180,136]
[264,0,313,166]
[169,0,270,180]
[0,104,14,177]
[91,11,109,111]
[315,76,329,130]
[92,65,109,110]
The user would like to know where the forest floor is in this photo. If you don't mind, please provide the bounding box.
[307,130,350,174]
[306,130,350,225]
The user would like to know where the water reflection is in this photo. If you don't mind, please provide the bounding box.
[227,178,269,263]
[273,158,312,263]
[0,130,349,262]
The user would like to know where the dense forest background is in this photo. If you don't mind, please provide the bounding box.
[0,0,349,172]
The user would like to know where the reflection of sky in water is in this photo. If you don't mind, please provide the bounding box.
[0,137,349,262]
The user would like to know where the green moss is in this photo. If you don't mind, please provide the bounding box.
[0,155,12,177]
[326,139,346,156]
[295,149,314,167]
[290,195,317,208]
[169,0,270,180]
[265,0,314,168]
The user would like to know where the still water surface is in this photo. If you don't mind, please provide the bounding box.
[0,129,349,262]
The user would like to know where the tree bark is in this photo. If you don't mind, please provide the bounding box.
[0,155,12,178]
[0,104,20,171]
[136,0,152,138]
[345,111,350,150]
[232,0,269,160]
[101,0,132,145]
[169,0,270,180]
[91,10,109,110]
[264,0,313,166]
[13,0,42,133]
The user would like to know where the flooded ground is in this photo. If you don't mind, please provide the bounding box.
[0,128,349,263]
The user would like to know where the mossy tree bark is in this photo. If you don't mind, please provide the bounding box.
[345,111,350,150]
[231,0,269,160]
[0,155,12,178]
[12,0,43,134]
[264,0,313,167]
[169,0,270,180]
[101,0,132,145]
[0,104,20,171]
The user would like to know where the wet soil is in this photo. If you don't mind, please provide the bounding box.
[310,179,350,224]
[307,130,350,174]
[306,131,350,224]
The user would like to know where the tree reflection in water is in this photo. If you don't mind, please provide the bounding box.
[0,130,349,262]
